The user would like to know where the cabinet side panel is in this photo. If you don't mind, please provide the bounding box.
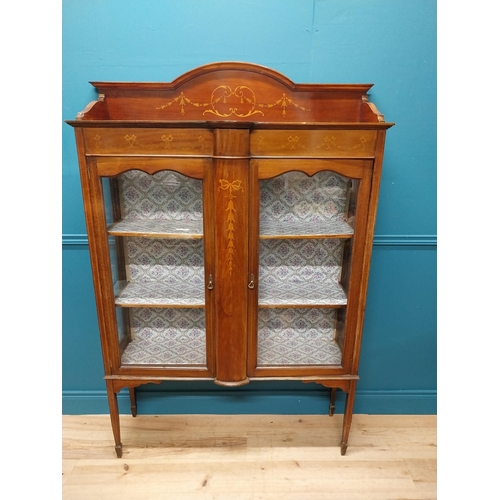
[73,129,113,374]
[351,131,387,374]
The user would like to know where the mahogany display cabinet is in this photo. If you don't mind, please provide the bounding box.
[67,62,393,457]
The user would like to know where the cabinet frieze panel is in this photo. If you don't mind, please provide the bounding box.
[84,128,213,156]
[155,87,311,119]
[250,130,377,157]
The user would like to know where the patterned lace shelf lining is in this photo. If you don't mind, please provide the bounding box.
[107,219,353,238]
[120,317,342,366]
[121,330,341,366]
[121,308,206,365]
[257,308,343,365]
[122,330,342,366]
[114,279,346,307]
[258,330,342,365]
[122,330,206,365]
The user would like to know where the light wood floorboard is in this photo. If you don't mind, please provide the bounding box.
[62,414,436,500]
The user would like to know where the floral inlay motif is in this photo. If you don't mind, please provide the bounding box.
[218,179,243,275]
[322,136,338,150]
[156,91,210,115]
[203,86,264,118]
[124,134,137,147]
[257,93,310,117]
[320,135,367,152]
[156,87,310,117]
[161,134,174,148]
[286,136,300,149]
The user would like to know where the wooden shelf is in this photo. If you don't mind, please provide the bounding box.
[258,279,347,307]
[108,219,203,238]
[114,279,205,307]
[260,220,353,239]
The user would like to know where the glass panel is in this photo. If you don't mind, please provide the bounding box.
[258,308,343,366]
[257,170,355,367]
[259,170,355,237]
[259,238,347,306]
[120,308,206,366]
[108,170,203,236]
[103,170,206,367]
[114,238,205,307]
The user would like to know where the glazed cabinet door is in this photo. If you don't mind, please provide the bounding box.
[248,159,373,377]
[88,156,215,378]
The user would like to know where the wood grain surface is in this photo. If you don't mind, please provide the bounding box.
[62,414,436,500]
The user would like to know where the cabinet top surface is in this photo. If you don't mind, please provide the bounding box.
[67,62,393,128]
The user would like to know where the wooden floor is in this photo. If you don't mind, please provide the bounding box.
[62,414,436,500]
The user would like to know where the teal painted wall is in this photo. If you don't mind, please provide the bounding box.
[62,0,436,414]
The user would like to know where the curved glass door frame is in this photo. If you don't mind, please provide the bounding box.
[90,160,215,378]
[247,159,373,377]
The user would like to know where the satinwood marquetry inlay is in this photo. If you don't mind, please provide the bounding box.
[250,130,378,157]
[286,136,300,149]
[320,135,367,153]
[218,179,243,275]
[204,86,263,118]
[161,134,174,148]
[258,93,310,117]
[156,91,211,115]
[124,134,138,147]
[156,87,310,118]
[83,128,212,154]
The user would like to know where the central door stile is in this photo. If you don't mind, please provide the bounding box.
[213,128,250,385]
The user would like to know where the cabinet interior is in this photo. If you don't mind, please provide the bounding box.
[105,167,355,368]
